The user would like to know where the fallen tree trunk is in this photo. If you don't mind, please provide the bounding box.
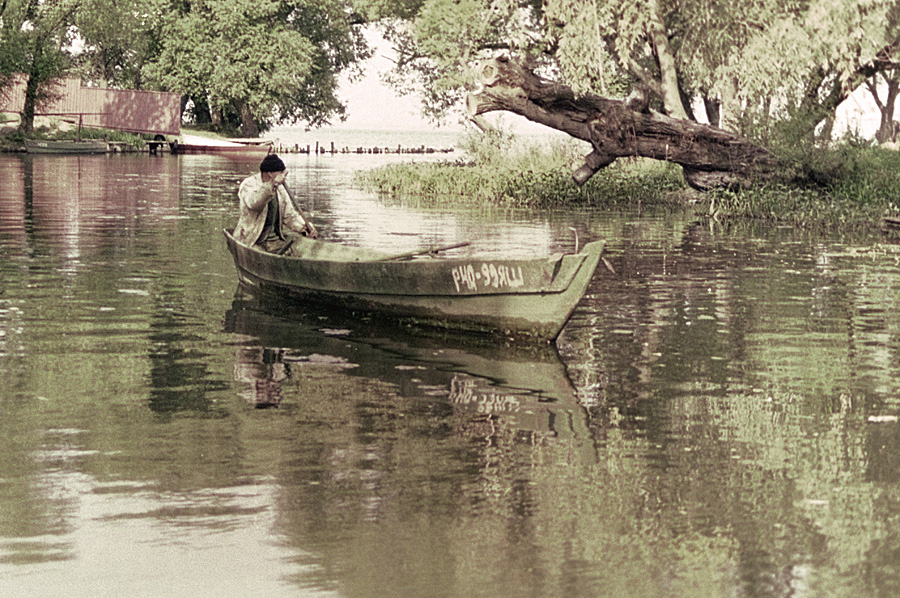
[466,56,779,191]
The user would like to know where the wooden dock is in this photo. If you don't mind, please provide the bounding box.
[273,140,455,155]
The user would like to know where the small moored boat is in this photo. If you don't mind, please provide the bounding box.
[173,134,273,158]
[24,138,108,154]
[223,229,604,341]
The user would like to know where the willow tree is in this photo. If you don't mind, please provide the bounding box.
[143,0,370,136]
[365,0,900,189]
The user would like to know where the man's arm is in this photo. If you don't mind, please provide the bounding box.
[278,187,318,239]
[239,174,280,212]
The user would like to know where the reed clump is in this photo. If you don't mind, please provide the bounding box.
[356,128,685,208]
[707,140,900,229]
[359,127,900,230]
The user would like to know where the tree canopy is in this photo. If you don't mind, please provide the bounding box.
[141,0,370,135]
[1,0,371,135]
[0,0,81,134]
[3,0,900,148]
[363,0,900,143]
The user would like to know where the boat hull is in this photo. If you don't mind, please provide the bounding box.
[173,137,273,159]
[174,144,271,158]
[223,229,604,341]
[24,139,108,154]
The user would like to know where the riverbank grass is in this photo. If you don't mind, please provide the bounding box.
[0,114,154,151]
[709,142,900,229]
[356,131,686,209]
[358,130,900,229]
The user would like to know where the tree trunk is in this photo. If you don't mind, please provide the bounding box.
[868,71,900,144]
[238,101,259,138]
[645,0,689,120]
[210,104,223,130]
[702,96,721,128]
[19,74,39,135]
[467,56,778,191]
[718,77,740,133]
[18,45,43,135]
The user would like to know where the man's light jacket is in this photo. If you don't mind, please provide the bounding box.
[234,173,308,245]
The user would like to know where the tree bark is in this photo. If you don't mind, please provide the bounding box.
[18,43,43,135]
[238,101,259,138]
[467,56,778,191]
[867,71,900,144]
[210,102,223,130]
[645,0,689,120]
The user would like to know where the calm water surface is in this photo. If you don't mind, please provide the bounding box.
[1,150,900,597]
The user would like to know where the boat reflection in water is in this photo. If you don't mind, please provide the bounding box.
[225,285,596,452]
[224,286,600,595]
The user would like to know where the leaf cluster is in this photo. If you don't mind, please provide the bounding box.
[366,0,900,146]
[1,0,80,85]
[1,0,372,134]
[139,0,370,131]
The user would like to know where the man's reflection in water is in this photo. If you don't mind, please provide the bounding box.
[234,346,289,408]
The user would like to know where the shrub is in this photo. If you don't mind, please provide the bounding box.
[359,126,900,230]
[357,129,685,209]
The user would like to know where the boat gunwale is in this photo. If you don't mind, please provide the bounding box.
[24,138,109,154]
[223,228,605,341]
[223,228,603,298]
[222,227,600,265]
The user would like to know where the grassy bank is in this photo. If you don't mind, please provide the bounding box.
[357,130,900,230]
[358,155,687,209]
[357,131,686,209]
[707,142,900,230]
[0,114,152,151]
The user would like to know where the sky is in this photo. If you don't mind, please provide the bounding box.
[318,27,455,132]
[324,28,887,140]
[328,42,441,131]
[322,29,551,135]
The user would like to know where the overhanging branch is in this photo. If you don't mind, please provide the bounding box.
[468,56,778,191]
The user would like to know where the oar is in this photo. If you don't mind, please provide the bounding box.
[282,181,319,238]
[376,241,471,262]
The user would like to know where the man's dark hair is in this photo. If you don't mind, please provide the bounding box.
[260,154,286,173]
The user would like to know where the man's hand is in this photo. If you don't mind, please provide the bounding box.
[272,171,288,187]
[301,222,319,239]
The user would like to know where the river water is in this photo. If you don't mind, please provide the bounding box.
[1,146,899,597]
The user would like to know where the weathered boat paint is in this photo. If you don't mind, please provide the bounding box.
[24,139,108,154]
[223,229,604,341]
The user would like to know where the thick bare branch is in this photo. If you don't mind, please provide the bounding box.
[469,56,778,191]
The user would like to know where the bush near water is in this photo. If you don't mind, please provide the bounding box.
[357,128,900,230]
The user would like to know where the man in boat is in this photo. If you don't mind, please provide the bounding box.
[234,154,318,254]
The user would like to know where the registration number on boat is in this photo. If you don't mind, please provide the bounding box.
[451,262,525,292]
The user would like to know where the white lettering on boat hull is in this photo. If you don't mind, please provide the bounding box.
[451,263,525,293]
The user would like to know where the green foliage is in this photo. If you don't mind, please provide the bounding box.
[456,126,519,165]
[140,0,368,133]
[378,0,547,122]
[358,126,900,232]
[368,0,900,149]
[357,130,685,208]
[2,0,82,133]
[543,0,627,97]
[0,0,370,136]
[707,143,900,229]
[0,128,26,151]
[73,0,157,88]
[354,0,426,21]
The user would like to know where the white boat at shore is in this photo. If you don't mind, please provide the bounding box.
[172,134,273,158]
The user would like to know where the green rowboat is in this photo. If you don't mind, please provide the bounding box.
[24,139,108,154]
[223,228,604,341]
